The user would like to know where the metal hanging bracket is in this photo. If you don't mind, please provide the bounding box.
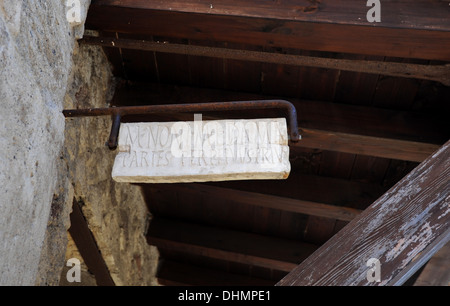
[63,100,301,150]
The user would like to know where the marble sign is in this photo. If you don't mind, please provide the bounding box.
[112,118,291,183]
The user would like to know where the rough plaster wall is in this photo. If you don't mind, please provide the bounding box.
[0,0,84,286]
[63,42,159,286]
[0,0,157,285]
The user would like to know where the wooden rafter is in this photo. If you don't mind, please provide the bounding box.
[297,128,440,163]
[157,260,275,286]
[112,83,449,146]
[90,0,450,30]
[277,140,450,286]
[111,84,444,163]
[68,199,115,286]
[87,0,450,61]
[81,36,450,86]
[146,218,318,273]
[150,183,362,222]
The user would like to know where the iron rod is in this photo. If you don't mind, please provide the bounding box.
[108,114,121,150]
[63,100,301,144]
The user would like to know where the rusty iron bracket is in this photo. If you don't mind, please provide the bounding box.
[63,100,301,150]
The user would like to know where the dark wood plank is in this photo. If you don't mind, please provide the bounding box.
[91,0,450,31]
[119,48,159,82]
[99,31,126,78]
[382,159,418,189]
[111,82,449,144]
[108,83,444,162]
[153,37,191,85]
[252,205,281,237]
[109,31,160,82]
[158,248,230,274]
[144,184,258,234]
[371,58,426,110]
[150,183,362,222]
[333,54,383,106]
[143,172,377,246]
[313,149,355,244]
[146,218,318,272]
[278,210,309,241]
[187,40,226,89]
[296,50,340,102]
[223,43,262,93]
[333,220,349,235]
[260,46,301,98]
[157,260,275,286]
[350,155,391,185]
[84,36,450,86]
[277,140,450,286]
[209,172,385,210]
[86,5,450,61]
[318,151,355,180]
[110,98,443,163]
[297,128,440,163]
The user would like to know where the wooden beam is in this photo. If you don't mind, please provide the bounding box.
[120,114,439,163]
[297,128,440,163]
[68,199,115,286]
[86,2,450,61]
[112,83,449,145]
[91,0,450,31]
[146,218,318,272]
[151,183,362,222]
[81,36,450,86]
[277,140,450,286]
[112,83,447,163]
[117,108,439,163]
[146,172,384,216]
[157,260,275,286]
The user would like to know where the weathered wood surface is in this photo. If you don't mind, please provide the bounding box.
[277,140,450,286]
[91,0,450,30]
[87,2,450,61]
[115,118,438,163]
[413,242,450,286]
[144,174,383,246]
[112,111,439,164]
[146,218,318,272]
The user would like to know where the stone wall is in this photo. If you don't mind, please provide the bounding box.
[62,41,159,286]
[0,0,79,286]
[0,1,158,286]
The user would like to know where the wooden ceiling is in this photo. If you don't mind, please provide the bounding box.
[84,0,450,285]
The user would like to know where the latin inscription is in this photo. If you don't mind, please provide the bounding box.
[112,118,291,183]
